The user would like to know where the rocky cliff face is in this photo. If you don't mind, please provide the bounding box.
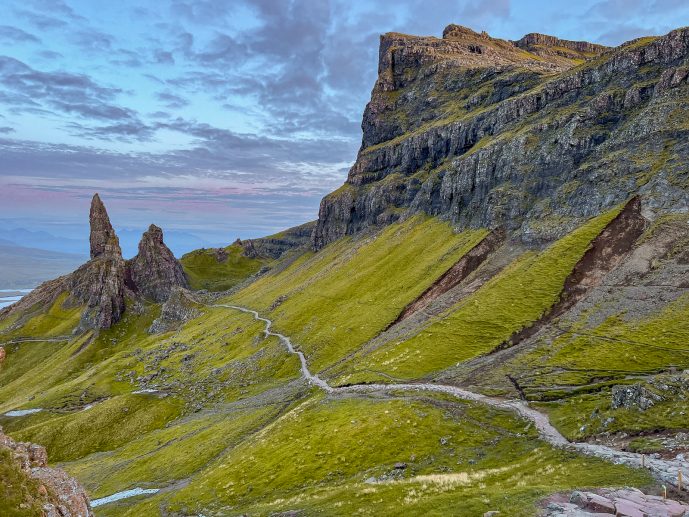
[312,25,689,249]
[0,427,93,516]
[241,221,316,259]
[128,224,188,302]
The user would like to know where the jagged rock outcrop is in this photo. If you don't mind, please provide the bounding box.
[69,194,127,330]
[611,384,663,411]
[312,25,689,249]
[514,33,609,60]
[128,224,188,303]
[149,286,202,333]
[1,195,188,332]
[0,426,93,516]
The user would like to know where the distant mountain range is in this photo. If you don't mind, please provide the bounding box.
[0,242,86,289]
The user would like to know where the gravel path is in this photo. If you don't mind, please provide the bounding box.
[215,304,688,490]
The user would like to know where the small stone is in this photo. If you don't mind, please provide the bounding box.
[483,512,500,517]
[585,493,615,513]
[569,491,588,507]
[394,462,407,469]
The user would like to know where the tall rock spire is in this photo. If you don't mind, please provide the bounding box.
[70,193,126,329]
[89,193,121,259]
[128,224,188,302]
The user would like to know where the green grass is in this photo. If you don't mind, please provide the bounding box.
[112,394,651,516]
[336,206,623,382]
[13,394,183,462]
[0,447,52,516]
[181,243,269,292]
[65,404,288,498]
[2,292,82,339]
[230,216,488,372]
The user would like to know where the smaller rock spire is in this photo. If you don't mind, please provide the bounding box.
[89,193,121,259]
[128,224,188,302]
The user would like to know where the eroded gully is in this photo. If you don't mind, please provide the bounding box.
[214,304,688,491]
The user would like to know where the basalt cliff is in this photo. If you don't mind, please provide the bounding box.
[312,25,689,248]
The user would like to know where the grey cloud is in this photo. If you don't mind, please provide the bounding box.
[0,56,151,140]
[0,126,14,133]
[154,49,175,64]
[0,25,41,43]
[70,29,115,53]
[14,9,68,30]
[156,91,189,109]
[38,50,63,60]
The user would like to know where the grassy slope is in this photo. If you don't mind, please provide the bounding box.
[334,206,623,383]
[108,394,650,517]
[230,216,488,372]
[67,403,290,499]
[523,293,689,440]
[181,243,268,292]
[0,298,300,470]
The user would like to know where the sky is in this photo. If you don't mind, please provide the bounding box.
[0,0,688,256]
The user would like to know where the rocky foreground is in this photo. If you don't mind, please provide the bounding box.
[542,488,689,516]
[0,427,92,516]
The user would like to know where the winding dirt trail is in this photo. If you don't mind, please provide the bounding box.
[214,304,688,491]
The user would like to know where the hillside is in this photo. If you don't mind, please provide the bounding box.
[2,24,689,516]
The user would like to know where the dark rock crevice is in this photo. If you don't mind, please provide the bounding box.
[387,228,504,328]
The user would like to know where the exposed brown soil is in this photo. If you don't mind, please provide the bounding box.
[387,229,505,328]
[493,196,647,353]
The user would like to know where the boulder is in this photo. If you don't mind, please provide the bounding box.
[149,287,203,333]
[611,384,663,411]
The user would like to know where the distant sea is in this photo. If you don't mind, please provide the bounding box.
[0,289,32,309]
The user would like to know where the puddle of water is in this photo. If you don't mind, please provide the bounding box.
[91,488,160,507]
[4,408,43,417]
[132,389,162,394]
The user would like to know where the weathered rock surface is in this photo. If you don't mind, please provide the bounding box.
[149,286,202,333]
[0,426,93,516]
[312,25,689,249]
[542,488,689,516]
[68,194,127,330]
[242,221,316,259]
[68,251,127,330]
[89,193,119,260]
[611,383,663,411]
[128,224,188,302]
